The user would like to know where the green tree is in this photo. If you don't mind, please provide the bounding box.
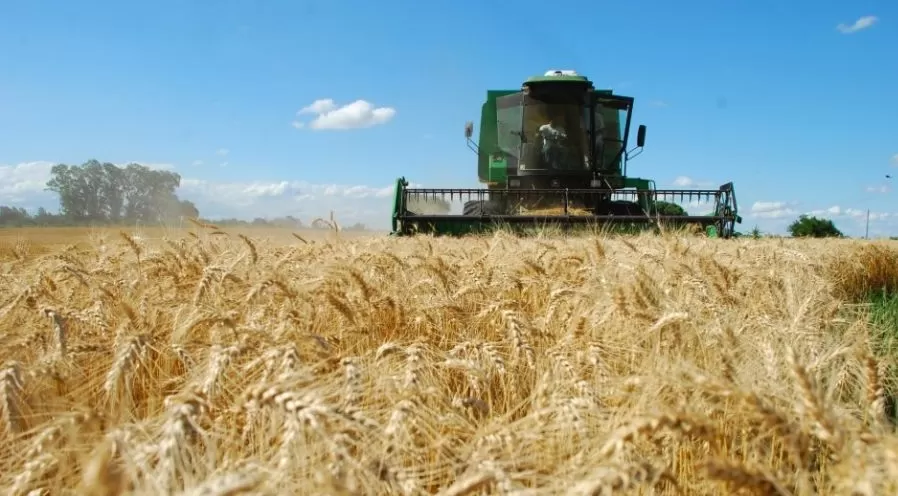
[787,214,843,238]
[44,160,198,224]
[0,206,30,226]
[653,201,687,216]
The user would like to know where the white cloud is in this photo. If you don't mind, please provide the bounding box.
[128,162,176,170]
[751,201,786,212]
[805,205,894,222]
[810,205,847,217]
[866,185,890,194]
[750,201,799,219]
[648,100,669,108]
[216,148,229,156]
[837,15,878,34]
[0,161,57,206]
[177,179,401,226]
[292,98,396,130]
[891,153,898,166]
[670,176,717,188]
[192,160,204,166]
[672,176,694,187]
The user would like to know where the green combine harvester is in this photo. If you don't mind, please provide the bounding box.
[391,69,741,237]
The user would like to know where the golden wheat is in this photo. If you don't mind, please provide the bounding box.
[0,228,896,494]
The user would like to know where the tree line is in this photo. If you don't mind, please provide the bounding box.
[45,160,199,223]
[0,160,198,226]
[0,159,372,230]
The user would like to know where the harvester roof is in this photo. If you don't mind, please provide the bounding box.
[524,69,591,85]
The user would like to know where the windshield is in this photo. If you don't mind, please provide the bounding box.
[592,99,628,172]
[496,93,524,161]
[522,97,589,171]
[494,92,631,173]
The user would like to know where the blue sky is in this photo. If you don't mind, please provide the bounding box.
[1,0,896,236]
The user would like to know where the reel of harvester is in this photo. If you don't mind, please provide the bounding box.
[391,177,740,238]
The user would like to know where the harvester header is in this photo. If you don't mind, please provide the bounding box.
[391,69,741,237]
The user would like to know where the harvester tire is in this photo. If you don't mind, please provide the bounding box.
[609,200,646,216]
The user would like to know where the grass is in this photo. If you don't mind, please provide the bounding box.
[825,241,898,428]
[868,292,898,424]
[870,292,898,354]
[1,226,898,494]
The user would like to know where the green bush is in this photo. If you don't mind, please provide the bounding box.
[788,215,843,238]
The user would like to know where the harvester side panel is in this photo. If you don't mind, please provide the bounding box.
[477,90,519,185]
[595,94,626,177]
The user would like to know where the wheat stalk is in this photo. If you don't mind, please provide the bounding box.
[0,228,895,494]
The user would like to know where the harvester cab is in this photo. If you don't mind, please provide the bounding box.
[393,69,741,237]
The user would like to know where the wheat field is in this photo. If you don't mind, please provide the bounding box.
[1,225,897,495]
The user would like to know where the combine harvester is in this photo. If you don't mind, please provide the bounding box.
[391,69,741,237]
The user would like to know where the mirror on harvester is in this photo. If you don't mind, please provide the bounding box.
[464,121,474,138]
[637,125,646,147]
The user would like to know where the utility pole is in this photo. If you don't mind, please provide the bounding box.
[865,209,870,239]
[863,175,891,239]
